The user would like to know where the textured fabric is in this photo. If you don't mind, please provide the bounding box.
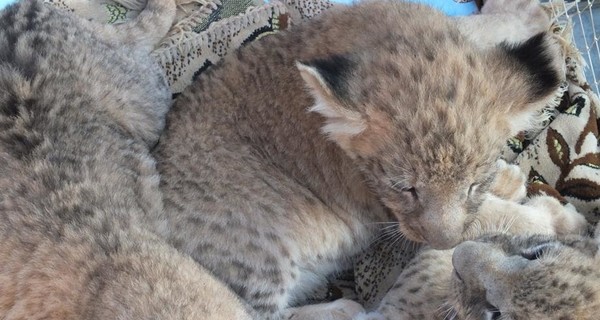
[152,0,332,93]
[44,0,137,23]
[154,1,290,93]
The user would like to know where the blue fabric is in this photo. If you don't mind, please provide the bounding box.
[0,0,18,10]
[330,0,478,16]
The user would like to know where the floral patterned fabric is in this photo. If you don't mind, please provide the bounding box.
[503,38,600,223]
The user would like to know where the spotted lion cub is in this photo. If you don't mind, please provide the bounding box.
[357,161,591,320]
[154,0,566,318]
[0,0,250,318]
[360,230,599,320]
[354,160,588,312]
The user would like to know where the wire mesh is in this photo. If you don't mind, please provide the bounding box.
[548,0,599,93]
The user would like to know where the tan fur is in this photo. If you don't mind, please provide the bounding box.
[291,0,563,248]
[455,0,553,49]
[359,234,600,320]
[0,230,252,319]
[0,0,251,318]
[464,160,588,239]
[488,159,527,201]
[451,233,600,320]
[154,0,563,317]
[357,162,590,320]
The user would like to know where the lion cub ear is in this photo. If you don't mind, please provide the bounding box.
[296,56,367,151]
[491,33,564,136]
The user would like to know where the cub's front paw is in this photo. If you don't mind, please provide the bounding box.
[482,0,546,17]
[527,196,589,236]
[489,159,527,202]
[481,0,551,34]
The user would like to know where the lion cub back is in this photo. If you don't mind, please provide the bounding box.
[0,0,251,318]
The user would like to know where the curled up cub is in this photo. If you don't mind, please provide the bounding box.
[358,231,600,320]
[451,221,600,320]
[0,0,250,318]
[153,0,572,318]
[358,161,591,320]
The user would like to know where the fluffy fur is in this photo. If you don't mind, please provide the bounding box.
[455,0,555,50]
[154,0,564,318]
[356,233,600,320]
[451,232,600,320]
[0,0,250,318]
[357,162,590,320]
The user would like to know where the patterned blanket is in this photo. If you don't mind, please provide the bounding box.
[45,0,600,310]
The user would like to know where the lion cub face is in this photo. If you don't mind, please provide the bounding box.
[298,33,561,249]
[452,234,600,319]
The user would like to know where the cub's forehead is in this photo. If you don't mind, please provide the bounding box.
[397,136,498,170]
[383,153,497,185]
[347,49,484,102]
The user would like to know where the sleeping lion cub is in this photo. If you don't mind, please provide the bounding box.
[360,210,596,320]
[359,230,599,320]
[0,0,250,318]
[153,0,574,318]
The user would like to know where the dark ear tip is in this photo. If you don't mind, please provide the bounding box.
[302,53,352,66]
[302,54,355,99]
[502,32,562,100]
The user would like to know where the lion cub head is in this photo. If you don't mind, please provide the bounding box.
[297,32,562,249]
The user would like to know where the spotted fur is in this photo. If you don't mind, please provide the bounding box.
[154,0,563,318]
[0,0,250,318]
[357,212,592,320]
[356,163,589,320]
[358,233,600,320]
[450,233,600,320]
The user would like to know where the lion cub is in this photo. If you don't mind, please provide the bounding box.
[358,231,600,320]
[0,0,250,318]
[154,0,563,317]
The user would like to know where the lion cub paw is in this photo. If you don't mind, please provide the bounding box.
[482,0,548,19]
[481,0,551,34]
[527,196,589,236]
[489,159,527,202]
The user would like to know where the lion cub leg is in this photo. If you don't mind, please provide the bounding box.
[455,0,552,49]
[471,195,589,238]
[489,159,527,202]
[473,160,587,237]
